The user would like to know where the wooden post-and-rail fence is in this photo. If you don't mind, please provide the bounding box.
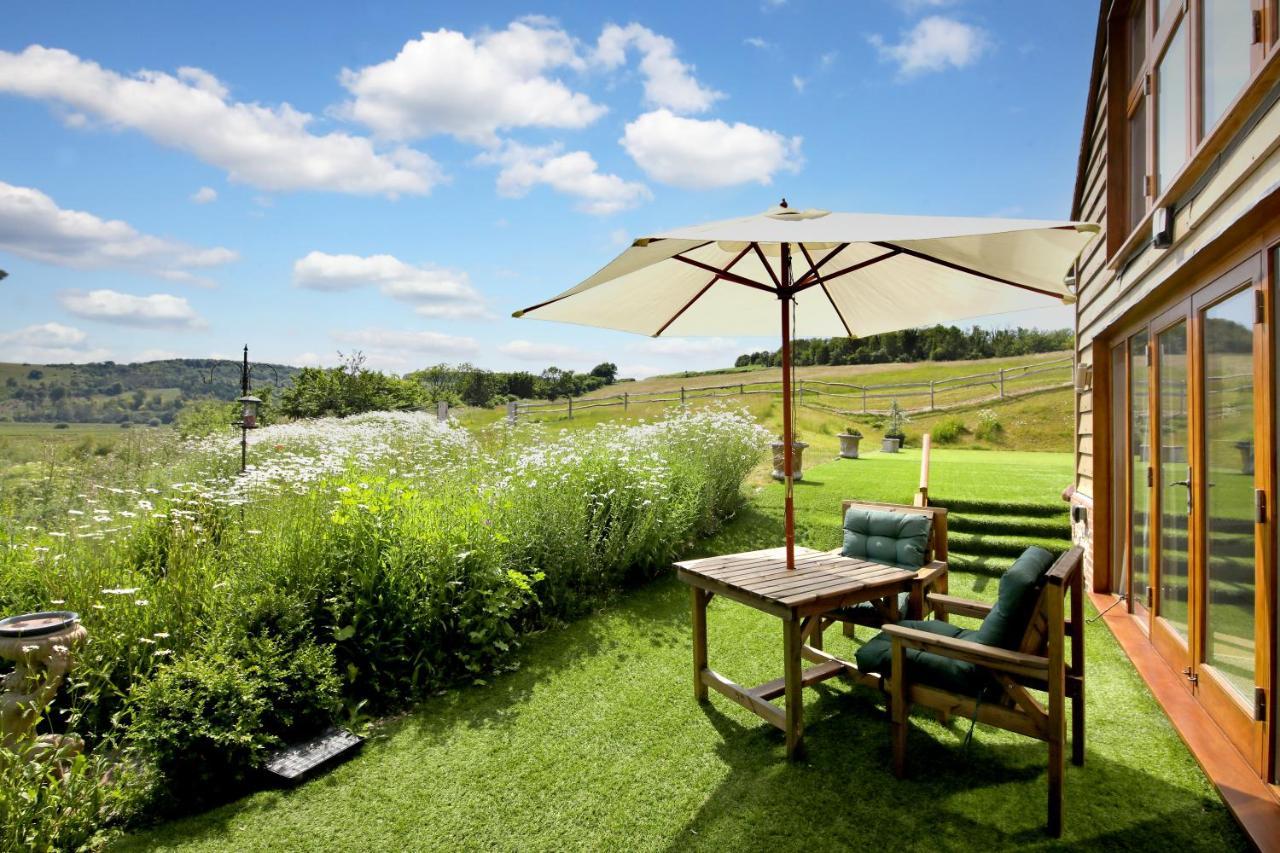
[509,355,1074,423]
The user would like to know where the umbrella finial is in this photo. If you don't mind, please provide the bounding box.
[779,197,788,208]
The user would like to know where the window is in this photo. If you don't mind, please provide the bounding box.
[1156,18,1189,194]
[1111,0,1272,250]
[1200,0,1254,134]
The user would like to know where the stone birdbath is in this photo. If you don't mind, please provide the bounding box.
[0,611,87,755]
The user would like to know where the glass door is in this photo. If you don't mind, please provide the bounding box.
[1191,259,1268,772]
[1129,332,1152,618]
[1150,307,1194,670]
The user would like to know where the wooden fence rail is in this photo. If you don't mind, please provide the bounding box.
[511,355,1073,421]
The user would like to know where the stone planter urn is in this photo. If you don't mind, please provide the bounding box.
[0,611,87,755]
[770,440,809,481]
[881,436,902,453]
[837,432,862,459]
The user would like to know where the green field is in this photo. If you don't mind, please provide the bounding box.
[117,450,1243,852]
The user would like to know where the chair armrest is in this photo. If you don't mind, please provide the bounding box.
[913,560,947,586]
[926,593,992,619]
[881,624,1049,679]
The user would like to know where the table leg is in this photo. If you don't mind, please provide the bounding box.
[784,617,804,760]
[692,587,709,702]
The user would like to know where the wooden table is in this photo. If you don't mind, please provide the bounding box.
[674,546,915,760]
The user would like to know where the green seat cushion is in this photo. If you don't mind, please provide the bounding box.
[854,619,982,695]
[971,546,1056,650]
[841,508,931,569]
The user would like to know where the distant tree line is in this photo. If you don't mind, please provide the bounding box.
[405,362,619,407]
[275,356,623,420]
[0,358,300,425]
[734,325,1074,368]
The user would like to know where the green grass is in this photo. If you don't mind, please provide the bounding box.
[116,451,1245,852]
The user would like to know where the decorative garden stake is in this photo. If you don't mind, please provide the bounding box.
[208,345,279,474]
[0,611,87,755]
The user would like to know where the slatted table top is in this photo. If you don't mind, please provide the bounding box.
[675,546,915,617]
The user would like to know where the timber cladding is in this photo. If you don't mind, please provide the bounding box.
[1070,2,1280,512]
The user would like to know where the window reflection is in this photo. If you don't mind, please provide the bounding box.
[1203,288,1257,699]
[1201,0,1252,136]
[1157,20,1189,193]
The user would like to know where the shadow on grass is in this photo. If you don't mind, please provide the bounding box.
[670,686,1245,851]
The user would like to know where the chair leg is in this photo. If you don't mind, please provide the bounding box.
[1071,684,1085,766]
[890,640,907,778]
[1048,736,1063,837]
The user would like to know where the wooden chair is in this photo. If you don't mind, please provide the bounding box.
[824,500,949,636]
[859,546,1086,837]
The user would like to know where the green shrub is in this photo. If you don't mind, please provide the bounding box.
[0,744,151,852]
[930,417,967,444]
[127,652,275,809]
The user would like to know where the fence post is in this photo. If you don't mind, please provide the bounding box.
[437,400,448,422]
[930,379,935,411]
[862,387,867,413]
[740,383,744,395]
[680,386,686,409]
[568,398,573,419]
[506,400,516,424]
[623,392,629,411]
[999,368,1005,399]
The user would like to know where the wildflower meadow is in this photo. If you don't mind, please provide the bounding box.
[0,409,768,848]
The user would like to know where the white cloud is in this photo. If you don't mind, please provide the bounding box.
[499,339,595,363]
[869,16,991,77]
[792,75,807,93]
[0,322,111,363]
[133,348,181,361]
[339,19,604,145]
[479,142,651,215]
[635,337,740,358]
[896,0,959,12]
[593,23,722,114]
[190,186,217,204]
[744,37,772,50]
[0,45,438,196]
[332,328,479,357]
[617,363,664,380]
[292,251,488,317]
[621,109,802,189]
[58,289,204,330]
[0,181,236,281]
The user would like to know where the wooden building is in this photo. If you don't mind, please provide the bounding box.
[1068,0,1280,839]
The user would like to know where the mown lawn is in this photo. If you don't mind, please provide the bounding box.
[116,451,1245,851]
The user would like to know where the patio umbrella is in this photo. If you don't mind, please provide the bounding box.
[514,202,1099,569]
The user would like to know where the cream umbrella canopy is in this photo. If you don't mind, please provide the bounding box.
[514,202,1099,569]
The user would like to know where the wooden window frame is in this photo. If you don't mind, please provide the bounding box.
[1106,0,1280,262]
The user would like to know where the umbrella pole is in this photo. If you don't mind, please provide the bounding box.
[780,242,795,570]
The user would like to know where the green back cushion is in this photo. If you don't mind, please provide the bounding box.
[841,508,931,569]
[854,620,982,695]
[971,546,1056,650]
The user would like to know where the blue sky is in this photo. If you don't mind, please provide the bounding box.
[0,1,1097,377]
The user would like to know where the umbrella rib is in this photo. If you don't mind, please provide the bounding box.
[871,241,1061,298]
[751,242,782,289]
[671,254,776,293]
[654,245,754,336]
[790,248,901,293]
[792,243,847,287]
[799,244,853,337]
